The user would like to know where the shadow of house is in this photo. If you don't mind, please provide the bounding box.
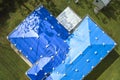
[84,49,119,80]
[101,0,120,21]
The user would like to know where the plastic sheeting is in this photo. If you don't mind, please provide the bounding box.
[44,16,116,80]
[8,6,69,64]
[8,5,116,80]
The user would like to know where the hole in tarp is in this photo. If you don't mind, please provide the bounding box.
[42,73,51,80]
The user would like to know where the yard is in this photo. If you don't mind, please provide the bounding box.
[0,0,120,80]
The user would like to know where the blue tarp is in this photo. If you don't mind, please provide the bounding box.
[44,16,116,80]
[8,5,116,80]
[8,6,69,64]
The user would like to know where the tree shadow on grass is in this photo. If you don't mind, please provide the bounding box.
[43,0,62,17]
[0,0,28,25]
[84,49,119,80]
[101,0,120,21]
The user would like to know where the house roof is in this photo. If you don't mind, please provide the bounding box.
[101,0,111,6]
[27,16,116,80]
[8,6,69,64]
[8,5,116,80]
[57,7,81,32]
[93,0,111,7]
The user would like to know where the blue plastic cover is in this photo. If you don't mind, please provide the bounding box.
[8,6,69,64]
[44,16,116,80]
[8,5,116,80]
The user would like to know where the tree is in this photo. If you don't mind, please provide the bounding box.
[0,0,28,23]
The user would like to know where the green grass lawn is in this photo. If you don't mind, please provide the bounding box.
[0,0,120,80]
